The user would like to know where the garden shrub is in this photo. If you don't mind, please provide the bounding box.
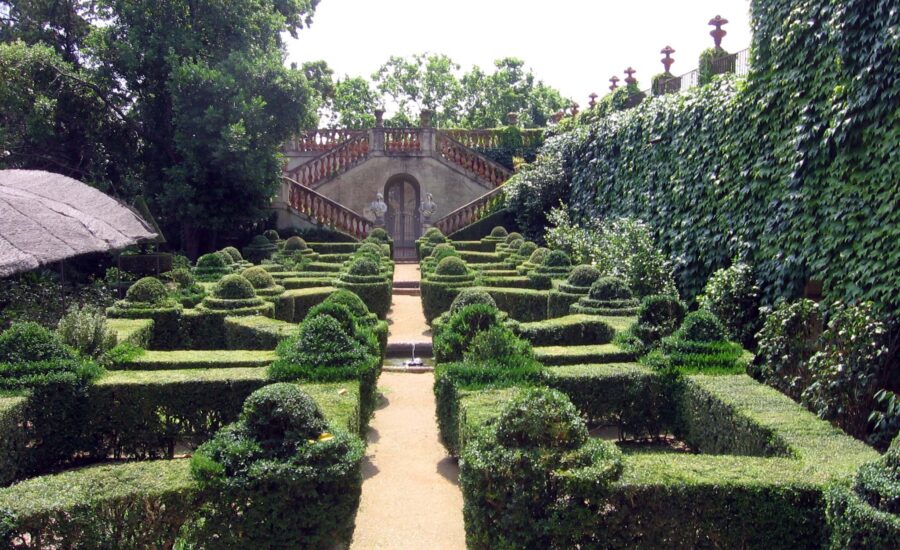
[336,259,392,319]
[107,279,182,350]
[516,241,538,260]
[348,257,379,277]
[212,274,256,300]
[0,321,74,364]
[220,246,243,263]
[356,242,384,259]
[240,266,276,289]
[448,289,497,316]
[801,302,892,439]
[435,256,468,277]
[56,305,117,361]
[163,268,195,288]
[489,226,508,238]
[571,276,640,316]
[433,304,502,363]
[367,228,390,243]
[305,302,379,358]
[187,384,364,548]
[243,235,278,263]
[566,264,600,289]
[528,250,572,289]
[512,315,615,347]
[751,299,823,400]
[421,258,476,322]
[655,310,744,373]
[698,262,762,348]
[283,236,308,252]
[323,290,370,320]
[263,229,281,242]
[504,232,523,244]
[194,253,231,281]
[464,325,535,369]
[125,277,168,305]
[629,294,687,349]
[460,387,623,549]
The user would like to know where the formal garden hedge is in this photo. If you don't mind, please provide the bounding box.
[0,229,391,547]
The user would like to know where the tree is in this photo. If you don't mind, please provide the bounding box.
[0,0,97,65]
[331,77,378,128]
[372,53,463,127]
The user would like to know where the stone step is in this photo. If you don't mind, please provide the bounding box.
[393,280,420,289]
[386,341,432,359]
[393,287,421,296]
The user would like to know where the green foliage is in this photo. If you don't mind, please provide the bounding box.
[589,276,632,301]
[56,305,117,360]
[435,256,468,277]
[220,246,243,263]
[542,249,571,268]
[322,290,371,319]
[269,315,371,384]
[284,236,308,251]
[517,241,538,259]
[489,226,508,238]
[125,277,169,305]
[0,321,74,364]
[240,266,276,289]
[163,268,196,288]
[513,315,615,347]
[430,243,459,264]
[347,257,379,277]
[464,325,535,369]
[677,310,727,343]
[433,304,502,364]
[242,235,278,263]
[567,264,600,288]
[655,311,743,373]
[188,383,364,548]
[801,302,891,439]
[263,229,280,242]
[449,289,497,315]
[212,275,256,300]
[751,299,823,400]
[698,262,761,348]
[196,253,227,269]
[630,294,687,349]
[0,271,114,331]
[367,228,390,243]
[460,387,623,548]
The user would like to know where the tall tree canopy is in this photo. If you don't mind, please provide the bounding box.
[0,0,319,255]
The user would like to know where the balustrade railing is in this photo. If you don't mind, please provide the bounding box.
[285,134,369,188]
[439,129,544,150]
[285,129,366,153]
[384,128,421,152]
[434,185,506,236]
[639,47,750,97]
[437,134,513,188]
[285,177,373,239]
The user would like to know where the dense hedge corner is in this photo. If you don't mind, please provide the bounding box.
[459,387,623,549]
[186,383,364,548]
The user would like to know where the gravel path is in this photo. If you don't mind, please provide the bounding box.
[350,372,466,549]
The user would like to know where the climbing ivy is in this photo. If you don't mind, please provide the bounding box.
[527,0,898,312]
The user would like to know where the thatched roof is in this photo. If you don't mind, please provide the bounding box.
[0,170,158,277]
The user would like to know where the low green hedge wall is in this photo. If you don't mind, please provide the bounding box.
[478,276,532,289]
[108,307,182,350]
[548,290,582,318]
[451,240,496,252]
[0,460,196,549]
[224,316,297,350]
[458,251,501,264]
[306,242,360,255]
[117,350,277,371]
[108,318,154,348]
[826,482,900,549]
[512,314,615,346]
[335,279,392,320]
[473,287,549,322]
[281,277,335,289]
[0,395,29,486]
[447,209,518,241]
[277,287,336,323]
[533,344,635,366]
[420,280,468,323]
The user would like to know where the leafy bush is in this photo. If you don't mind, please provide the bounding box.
[505,232,523,244]
[269,315,373,383]
[449,289,497,316]
[630,294,687,348]
[196,252,227,269]
[698,262,761,348]
[464,325,535,369]
[433,304,502,363]
[263,229,280,242]
[489,226,508,238]
[188,384,363,548]
[542,249,571,268]
[528,247,550,265]
[221,246,243,263]
[567,265,600,288]
[678,310,727,343]
[427,230,448,244]
[435,256,468,276]
[283,236,308,251]
[517,241,538,258]
[460,387,623,548]
[357,242,383,259]
[0,322,74,363]
[347,257,379,277]
[801,302,891,439]
[0,271,114,331]
[125,277,168,305]
[589,276,632,301]
[243,235,278,263]
[163,268,196,288]
[323,290,370,319]
[56,305,116,360]
[654,311,743,373]
[751,299,823,400]
[240,266,276,289]
[213,274,256,300]
[367,228,390,243]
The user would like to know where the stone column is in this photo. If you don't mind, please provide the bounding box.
[371,108,385,155]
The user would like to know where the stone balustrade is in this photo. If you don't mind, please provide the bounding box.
[285,129,367,153]
[383,128,422,153]
[286,176,373,238]
[433,184,506,236]
[437,134,512,188]
[285,134,369,187]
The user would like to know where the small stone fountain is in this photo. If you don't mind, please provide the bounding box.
[404,343,424,367]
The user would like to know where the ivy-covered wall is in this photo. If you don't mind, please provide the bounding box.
[554,0,897,311]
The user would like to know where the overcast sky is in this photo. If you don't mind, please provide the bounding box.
[284,0,753,105]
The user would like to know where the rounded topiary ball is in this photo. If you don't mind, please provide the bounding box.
[494,387,587,450]
[324,290,370,318]
[568,265,600,287]
[638,294,686,329]
[589,276,633,301]
[241,383,328,446]
[368,228,390,243]
[436,256,468,276]
[505,232,523,244]
[283,236,308,252]
[507,238,524,252]
[250,234,272,247]
[490,226,508,238]
[305,302,358,338]
[427,231,448,244]
[165,268,196,288]
[241,266,276,289]
[449,289,497,315]
[542,249,572,268]
[357,242,383,258]
[348,257,380,277]
[0,322,74,363]
[679,310,727,342]
[213,274,256,300]
[431,243,459,263]
[263,229,281,243]
[529,248,550,264]
[126,277,169,304]
[518,241,538,258]
[197,252,227,269]
[221,247,243,263]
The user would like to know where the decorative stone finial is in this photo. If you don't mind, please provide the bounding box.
[609,75,620,91]
[374,108,384,128]
[419,109,433,128]
[550,111,565,124]
[661,46,676,74]
[570,102,579,117]
[506,112,519,126]
[624,67,637,86]
[588,93,598,108]
[709,15,729,48]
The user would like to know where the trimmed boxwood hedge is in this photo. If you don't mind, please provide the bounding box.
[512,314,615,347]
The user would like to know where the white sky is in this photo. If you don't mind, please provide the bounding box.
[285,0,753,106]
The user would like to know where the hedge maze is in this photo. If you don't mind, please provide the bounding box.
[0,230,394,547]
[422,225,893,549]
